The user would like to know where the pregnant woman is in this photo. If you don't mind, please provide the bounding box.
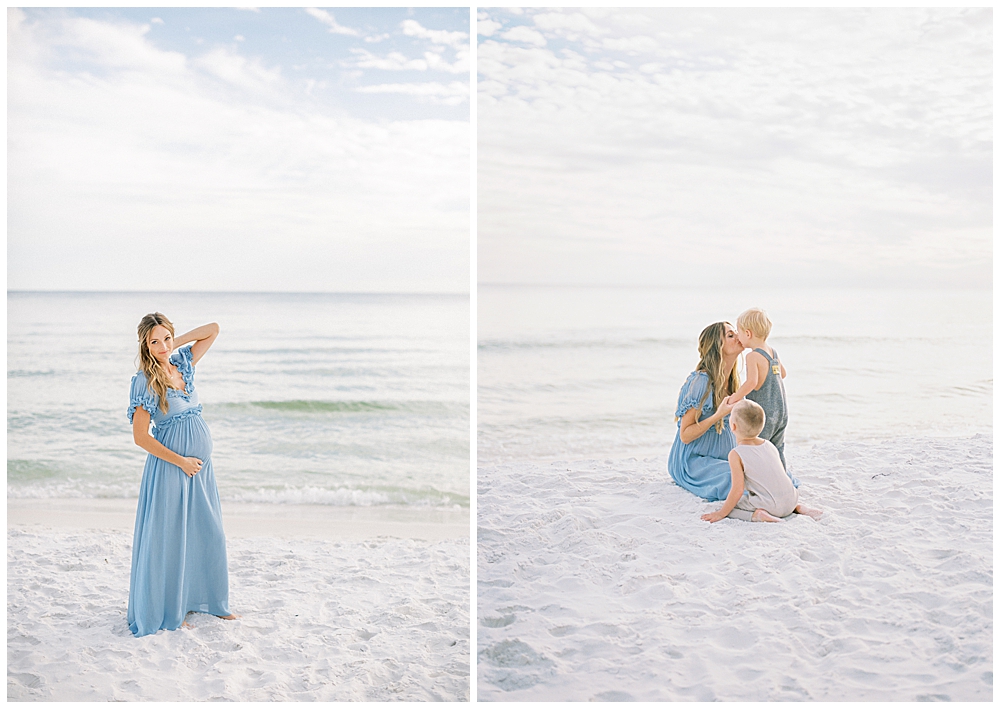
[127,312,236,637]
[667,321,743,501]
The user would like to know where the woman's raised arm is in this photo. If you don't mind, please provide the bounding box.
[174,322,220,365]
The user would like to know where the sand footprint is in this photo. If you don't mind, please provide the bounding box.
[481,614,516,628]
[591,690,635,701]
[547,625,576,637]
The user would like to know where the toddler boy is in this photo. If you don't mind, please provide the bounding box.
[727,307,791,474]
[702,400,821,523]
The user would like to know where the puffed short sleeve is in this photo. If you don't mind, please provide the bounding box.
[173,344,194,374]
[171,344,196,393]
[128,372,159,424]
[675,371,712,419]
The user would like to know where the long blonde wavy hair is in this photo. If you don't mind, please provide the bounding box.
[694,321,741,433]
[136,312,175,414]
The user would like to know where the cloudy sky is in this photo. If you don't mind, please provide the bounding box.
[478,8,992,289]
[9,7,470,293]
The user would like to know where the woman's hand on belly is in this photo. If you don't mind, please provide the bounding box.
[178,457,203,477]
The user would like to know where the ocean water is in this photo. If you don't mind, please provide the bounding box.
[8,292,469,508]
[478,285,992,465]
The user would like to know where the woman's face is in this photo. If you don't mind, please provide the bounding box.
[721,324,743,358]
[146,325,174,364]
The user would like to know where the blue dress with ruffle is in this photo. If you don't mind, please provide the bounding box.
[667,371,735,502]
[126,344,230,637]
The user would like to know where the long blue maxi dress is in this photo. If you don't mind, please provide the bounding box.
[667,371,735,502]
[126,344,230,637]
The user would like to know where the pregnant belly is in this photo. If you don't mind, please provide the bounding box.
[155,414,213,461]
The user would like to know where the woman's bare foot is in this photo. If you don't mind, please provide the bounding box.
[751,509,782,523]
[794,504,823,520]
[182,612,239,628]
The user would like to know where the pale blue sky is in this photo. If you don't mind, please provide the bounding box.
[27,7,471,120]
[478,8,992,289]
[9,8,470,293]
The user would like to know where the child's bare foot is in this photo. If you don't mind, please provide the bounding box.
[794,504,823,520]
[751,509,782,523]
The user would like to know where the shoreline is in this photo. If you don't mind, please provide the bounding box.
[7,498,469,541]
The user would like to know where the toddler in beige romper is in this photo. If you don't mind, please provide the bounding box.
[702,399,822,523]
[728,440,797,520]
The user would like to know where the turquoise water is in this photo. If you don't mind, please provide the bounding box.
[8,292,470,507]
[478,285,992,464]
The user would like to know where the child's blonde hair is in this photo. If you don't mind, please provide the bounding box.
[737,307,772,340]
[731,399,765,437]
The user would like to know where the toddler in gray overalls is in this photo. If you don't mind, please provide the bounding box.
[746,346,788,468]
[726,308,799,487]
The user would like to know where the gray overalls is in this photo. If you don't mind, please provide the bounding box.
[746,347,789,471]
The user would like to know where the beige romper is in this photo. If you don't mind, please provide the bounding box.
[728,440,798,521]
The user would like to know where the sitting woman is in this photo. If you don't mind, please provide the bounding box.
[667,321,743,501]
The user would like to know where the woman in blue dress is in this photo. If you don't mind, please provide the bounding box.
[667,321,744,502]
[127,312,236,637]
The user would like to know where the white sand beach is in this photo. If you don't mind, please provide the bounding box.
[477,434,992,701]
[8,502,470,701]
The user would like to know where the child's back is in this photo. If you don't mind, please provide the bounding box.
[732,440,797,518]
